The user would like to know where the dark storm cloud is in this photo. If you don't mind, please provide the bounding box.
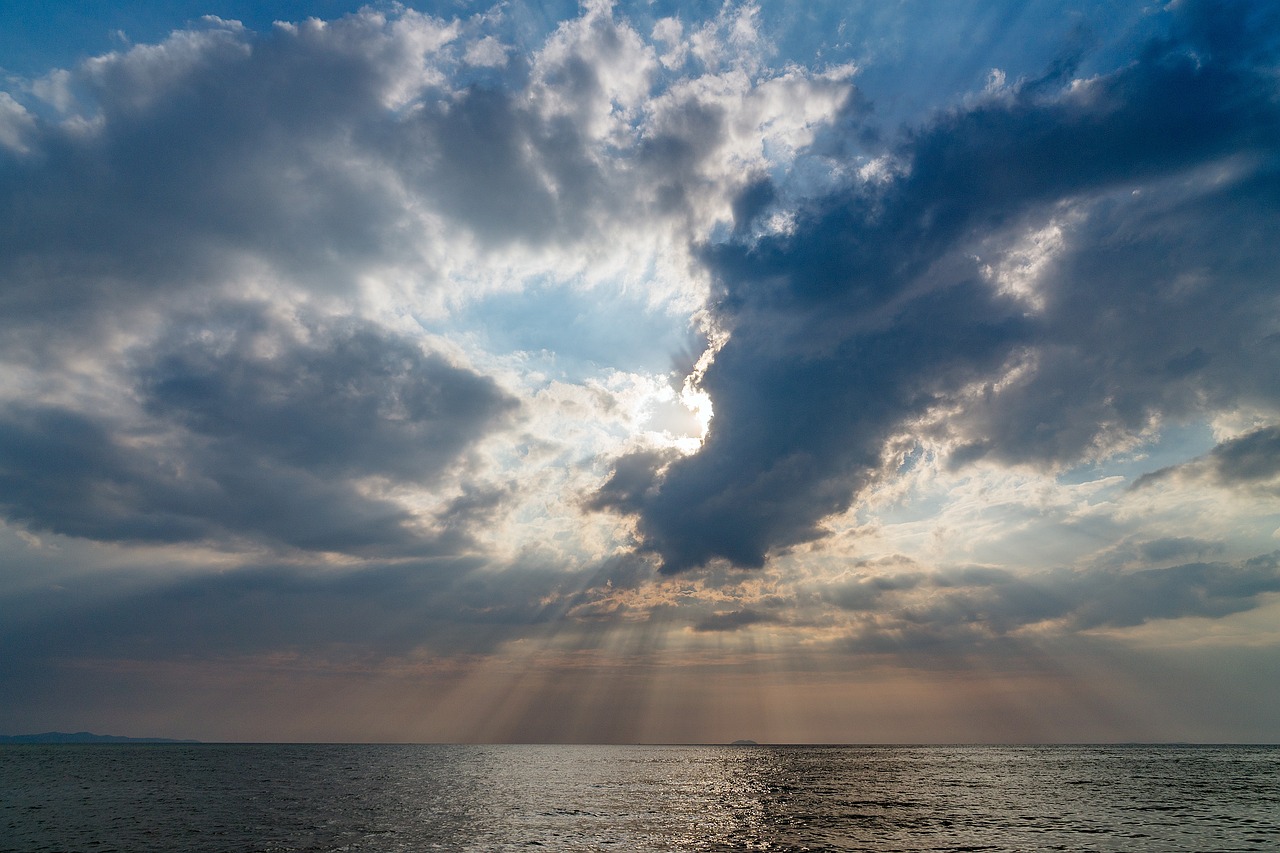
[583,448,679,515]
[952,175,1280,468]
[596,0,1280,572]
[0,312,516,554]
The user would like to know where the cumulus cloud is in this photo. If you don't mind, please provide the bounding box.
[596,0,1280,572]
[0,93,35,153]
[0,13,446,351]
[0,310,516,554]
[0,2,860,562]
[140,308,515,483]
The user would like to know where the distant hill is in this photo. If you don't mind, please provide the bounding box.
[0,731,199,744]
[730,739,759,745]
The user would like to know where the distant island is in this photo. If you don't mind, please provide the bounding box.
[0,731,199,744]
[730,739,759,745]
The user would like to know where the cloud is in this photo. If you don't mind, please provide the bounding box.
[0,1,858,356]
[691,608,782,633]
[464,36,509,68]
[584,448,679,516]
[0,309,516,555]
[0,92,36,154]
[1209,425,1280,484]
[824,551,1280,659]
[595,0,1280,572]
[0,554,597,674]
[0,13,449,352]
[822,571,927,613]
[1069,553,1280,629]
[1133,425,1280,493]
[140,307,516,483]
[0,1,866,560]
[1137,537,1225,564]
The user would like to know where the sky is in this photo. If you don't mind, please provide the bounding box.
[1,0,1278,744]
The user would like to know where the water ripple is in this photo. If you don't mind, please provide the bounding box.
[1,744,1276,852]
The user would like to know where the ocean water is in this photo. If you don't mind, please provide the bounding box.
[2,744,1277,852]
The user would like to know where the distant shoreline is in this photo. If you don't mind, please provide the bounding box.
[0,732,200,744]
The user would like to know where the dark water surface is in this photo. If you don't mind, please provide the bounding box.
[2,744,1277,852]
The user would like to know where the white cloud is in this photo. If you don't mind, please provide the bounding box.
[80,20,250,116]
[464,35,509,67]
[527,1,658,143]
[0,92,34,154]
[651,17,687,70]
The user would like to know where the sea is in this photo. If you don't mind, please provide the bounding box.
[2,744,1277,852]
